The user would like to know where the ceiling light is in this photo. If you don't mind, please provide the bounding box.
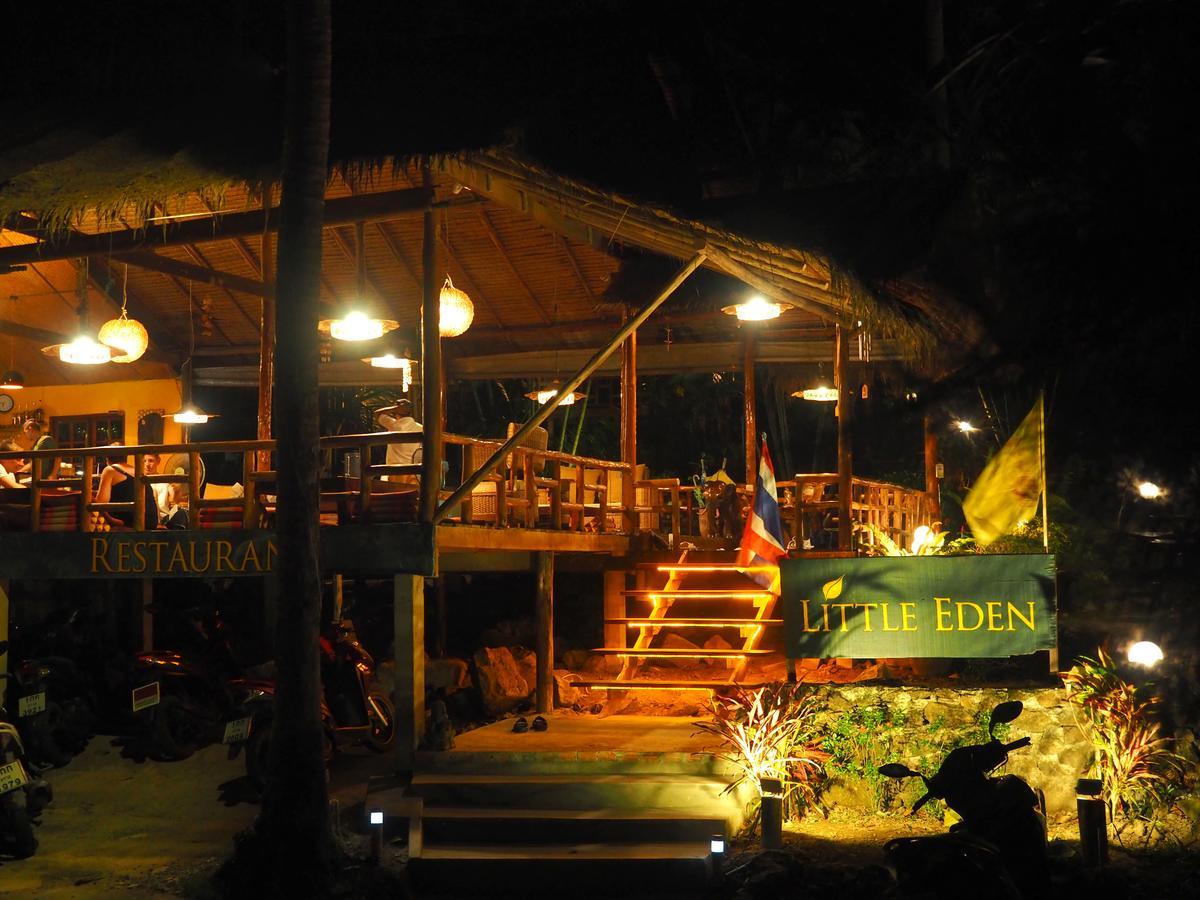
[525,380,584,406]
[0,370,24,390]
[171,404,217,425]
[320,311,399,342]
[1136,481,1163,500]
[955,420,978,434]
[792,386,838,402]
[99,311,150,363]
[46,335,112,365]
[439,277,475,337]
[722,295,789,322]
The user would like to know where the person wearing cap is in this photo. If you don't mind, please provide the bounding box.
[374,399,423,484]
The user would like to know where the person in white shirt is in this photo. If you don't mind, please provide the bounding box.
[374,399,423,483]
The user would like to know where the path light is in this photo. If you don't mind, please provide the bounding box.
[1127,641,1164,668]
[710,833,726,879]
[760,776,784,850]
[910,524,933,554]
[368,808,384,864]
[1137,481,1163,500]
[723,294,790,322]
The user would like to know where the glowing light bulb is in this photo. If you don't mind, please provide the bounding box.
[329,311,385,342]
[1127,641,1164,667]
[1137,481,1162,500]
[955,420,977,434]
[725,295,784,322]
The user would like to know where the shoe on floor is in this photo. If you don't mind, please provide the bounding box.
[531,715,548,732]
[512,716,529,733]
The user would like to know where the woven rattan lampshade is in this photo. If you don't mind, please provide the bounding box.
[98,311,150,363]
[439,277,474,337]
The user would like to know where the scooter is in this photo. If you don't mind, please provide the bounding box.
[129,604,256,761]
[242,621,395,790]
[3,658,72,769]
[877,700,1048,899]
[1,643,55,859]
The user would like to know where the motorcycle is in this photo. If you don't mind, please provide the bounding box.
[877,700,1048,899]
[1,643,55,859]
[242,621,395,790]
[130,604,257,762]
[3,658,72,769]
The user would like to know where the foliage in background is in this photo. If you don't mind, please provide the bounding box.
[695,683,827,827]
[855,521,948,557]
[1062,649,1183,837]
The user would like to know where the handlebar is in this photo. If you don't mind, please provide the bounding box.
[1003,736,1032,752]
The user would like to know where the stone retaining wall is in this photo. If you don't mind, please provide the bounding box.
[811,684,1089,814]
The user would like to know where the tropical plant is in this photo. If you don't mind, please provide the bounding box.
[1062,649,1182,835]
[695,683,827,826]
[855,521,948,557]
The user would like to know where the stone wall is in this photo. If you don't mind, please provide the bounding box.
[811,684,1089,814]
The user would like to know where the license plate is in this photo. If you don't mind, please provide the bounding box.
[222,716,252,744]
[132,681,161,712]
[0,759,29,794]
[18,691,46,718]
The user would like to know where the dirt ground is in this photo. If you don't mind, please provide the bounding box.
[0,736,391,898]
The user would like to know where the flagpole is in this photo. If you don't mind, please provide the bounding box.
[1039,388,1049,552]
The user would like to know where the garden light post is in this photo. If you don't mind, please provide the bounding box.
[709,832,726,881]
[1076,778,1107,867]
[368,808,384,864]
[760,777,784,850]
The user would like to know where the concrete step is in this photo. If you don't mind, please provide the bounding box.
[409,841,713,896]
[421,806,727,844]
[408,773,741,820]
[415,749,730,776]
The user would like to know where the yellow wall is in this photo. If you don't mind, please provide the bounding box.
[4,378,184,446]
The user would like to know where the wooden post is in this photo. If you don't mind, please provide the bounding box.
[434,577,447,659]
[923,412,940,519]
[835,325,853,551]
[133,453,146,531]
[0,579,8,709]
[603,569,625,657]
[743,332,757,486]
[621,325,638,531]
[393,574,426,775]
[141,578,154,651]
[419,161,444,523]
[257,195,275,473]
[535,551,554,714]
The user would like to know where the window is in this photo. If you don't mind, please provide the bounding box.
[51,412,125,474]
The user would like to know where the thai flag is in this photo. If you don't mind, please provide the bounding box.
[736,437,787,593]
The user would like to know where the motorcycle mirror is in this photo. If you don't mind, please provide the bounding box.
[989,700,1024,734]
[878,763,919,779]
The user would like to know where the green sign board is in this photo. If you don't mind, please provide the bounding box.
[781,554,1056,659]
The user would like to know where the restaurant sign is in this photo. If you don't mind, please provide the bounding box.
[781,554,1056,659]
[90,534,276,576]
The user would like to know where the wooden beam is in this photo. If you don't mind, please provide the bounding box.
[0,186,433,268]
[924,412,940,519]
[419,162,444,523]
[117,250,270,297]
[744,332,756,486]
[435,524,630,554]
[620,324,637,531]
[836,324,853,551]
[434,251,706,524]
[179,244,261,332]
[258,195,276,471]
[557,235,594,304]
[0,319,71,346]
[535,551,554,714]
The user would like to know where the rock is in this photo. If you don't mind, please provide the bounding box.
[1034,689,1065,709]
[824,692,852,712]
[822,775,876,809]
[423,698,455,751]
[1017,707,1054,733]
[553,669,583,708]
[702,634,733,667]
[923,699,971,727]
[661,632,702,667]
[1058,741,1093,775]
[855,663,892,682]
[511,646,538,692]
[425,657,470,695]
[472,647,530,717]
[562,648,591,671]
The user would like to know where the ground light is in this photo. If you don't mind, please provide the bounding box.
[1076,778,1107,867]
[1127,641,1164,667]
[1137,480,1163,499]
[368,808,384,864]
[760,777,784,850]
[954,420,977,434]
[710,833,725,880]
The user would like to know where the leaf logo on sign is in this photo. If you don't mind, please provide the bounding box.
[822,575,845,600]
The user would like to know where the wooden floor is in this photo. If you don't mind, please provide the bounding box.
[437,524,630,554]
[447,715,718,755]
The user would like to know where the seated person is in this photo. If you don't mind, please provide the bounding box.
[94,455,158,528]
[144,453,188,528]
[0,440,28,489]
[17,419,58,481]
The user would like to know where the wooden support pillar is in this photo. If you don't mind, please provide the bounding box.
[835,325,853,551]
[434,577,448,659]
[140,578,154,651]
[262,576,278,655]
[0,579,9,710]
[419,161,443,523]
[393,574,426,775]
[923,413,940,519]
[743,333,757,486]
[257,198,275,472]
[620,325,637,530]
[535,552,554,714]
[603,569,625,662]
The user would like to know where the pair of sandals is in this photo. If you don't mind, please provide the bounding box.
[512,715,548,733]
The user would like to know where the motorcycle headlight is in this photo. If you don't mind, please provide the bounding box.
[37,666,53,680]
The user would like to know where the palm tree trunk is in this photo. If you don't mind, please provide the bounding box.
[255,0,335,891]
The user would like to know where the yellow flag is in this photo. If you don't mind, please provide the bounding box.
[963,396,1044,546]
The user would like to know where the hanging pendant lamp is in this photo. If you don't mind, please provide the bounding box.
[319,221,398,341]
[41,260,113,365]
[439,276,474,337]
[171,292,217,425]
[525,379,584,406]
[2,296,25,389]
[722,294,792,322]
[98,265,149,363]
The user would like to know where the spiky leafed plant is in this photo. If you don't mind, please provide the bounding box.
[694,682,827,824]
[1062,649,1182,832]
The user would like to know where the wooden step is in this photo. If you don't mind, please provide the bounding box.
[421,806,727,844]
[572,679,767,690]
[607,617,783,627]
[591,647,771,658]
[622,589,774,598]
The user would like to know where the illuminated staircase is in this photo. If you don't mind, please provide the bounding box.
[576,550,780,692]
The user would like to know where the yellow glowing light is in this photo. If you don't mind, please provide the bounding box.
[439,277,475,337]
[329,311,386,342]
[1127,641,1164,667]
[58,335,112,365]
[612,651,748,659]
[722,295,786,322]
[172,406,212,425]
[98,312,149,363]
[955,420,978,434]
[526,380,583,406]
[793,386,838,402]
[1137,481,1163,500]
[635,590,773,599]
[910,525,934,554]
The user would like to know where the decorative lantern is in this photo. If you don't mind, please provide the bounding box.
[439,276,474,337]
[98,310,150,363]
[722,294,791,322]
